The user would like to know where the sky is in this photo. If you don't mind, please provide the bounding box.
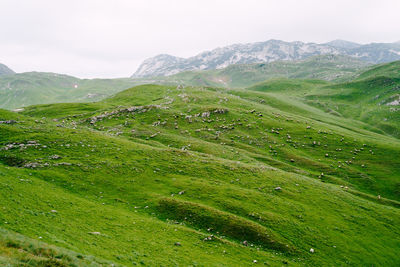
[0,0,399,78]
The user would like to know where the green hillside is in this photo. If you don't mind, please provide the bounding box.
[0,55,372,111]
[1,83,399,266]
[355,60,400,80]
[0,72,141,110]
[247,61,400,138]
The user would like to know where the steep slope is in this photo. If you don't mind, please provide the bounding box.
[0,63,15,76]
[0,84,399,265]
[132,39,400,77]
[0,72,141,110]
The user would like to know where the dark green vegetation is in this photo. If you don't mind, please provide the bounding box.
[0,72,141,110]
[1,70,400,265]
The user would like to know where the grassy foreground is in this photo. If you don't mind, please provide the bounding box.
[0,82,399,266]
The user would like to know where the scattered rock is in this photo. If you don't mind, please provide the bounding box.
[203,235,214,241]
[0,120,17,124]
[310,248,315,253]
[213,108,228,114]
[274,187,282,191]
[53,162,72,166]
[88,104,164,124]
[49,155,61,160]
[88,232,101,235]
[24,162,41,169]
[174,242,181,246]
[201,112,210,118]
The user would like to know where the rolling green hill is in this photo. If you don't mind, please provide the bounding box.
[0,55,371,110]
[1,83,399,266]
[305,77,400,138]
[247,61,400,139]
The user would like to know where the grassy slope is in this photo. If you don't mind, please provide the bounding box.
[301,61,400,138]
[0,84,399,266]
[355,60,400,80]
[0,228,115,266]
[0,72,142,110]
[248,61,400,138]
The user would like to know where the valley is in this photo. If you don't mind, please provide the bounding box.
[0,40,399,266]
[1,65,400,265]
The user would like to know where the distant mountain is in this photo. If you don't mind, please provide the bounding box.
[347,42,400,63]
[133,54,187,78]
[0,55,372,109]
[324,39,361,49]
[137,54,371,88]
[0,72,140,110]
[0,63,15,76]
[132,40,400,78]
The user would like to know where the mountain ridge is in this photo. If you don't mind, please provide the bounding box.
[132,39,400,78]
[324,39,362,49]
[136,54,371,88]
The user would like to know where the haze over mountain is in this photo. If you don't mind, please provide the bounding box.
[0,54,371,110]
[132,39,400,78]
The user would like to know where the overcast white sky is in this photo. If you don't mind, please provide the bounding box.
[0,0,399,78]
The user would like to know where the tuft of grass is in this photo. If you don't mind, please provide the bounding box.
[0,228,116,266]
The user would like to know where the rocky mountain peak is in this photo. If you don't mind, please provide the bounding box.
[131,40,400,78]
